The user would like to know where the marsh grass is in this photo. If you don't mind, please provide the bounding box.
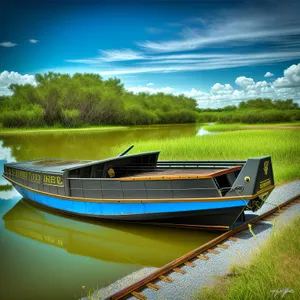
[108,129,300,184]
[0,125,129,135]
[197,217,300,300]
[202,122,300,132]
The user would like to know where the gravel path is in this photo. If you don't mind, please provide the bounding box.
[82,180,300,300]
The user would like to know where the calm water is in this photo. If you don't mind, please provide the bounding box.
[0,124,218,300]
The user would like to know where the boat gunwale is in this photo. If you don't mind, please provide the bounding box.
[3,174,275,203]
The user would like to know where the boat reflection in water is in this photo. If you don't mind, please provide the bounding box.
[3,199,218,267]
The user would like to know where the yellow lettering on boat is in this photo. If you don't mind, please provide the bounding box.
[56,176,63,185]
[5,167,41,183]
[263,161,269,175]
[50,176,56,184]
[260,178,271,190]
[43,174,64,186]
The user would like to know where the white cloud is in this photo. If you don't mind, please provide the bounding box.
[29,39,39,44]
[146,82,154,86]
[127,86,174,94]
[0,71,37,95]
[264,72,274,77]
[99,49,146,62]
[273,63,300,88]
[66,49,146,64]
[127,63,300,108]
[211,83,233,95]
[66,50,300,76]
[0,41,17,47]
[235,76,255,89]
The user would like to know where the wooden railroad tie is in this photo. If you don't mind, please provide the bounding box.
[131,291,147,300]
[263,217,274,221]
[280,206,289,210]
[228,237,238,242]
[197,254,210,260]
[207,249,220,254]
[173,268,186,274]
[146,283,160,291]
[184,261,196,267]
[159,275,173,283]
[217,244,229,249]
[235,232,246,237]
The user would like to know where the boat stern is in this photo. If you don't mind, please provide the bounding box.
[225,156,275,211]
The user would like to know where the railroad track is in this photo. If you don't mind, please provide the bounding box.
[108,194,300,300]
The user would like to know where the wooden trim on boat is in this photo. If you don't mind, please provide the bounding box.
[3,174,275,203]
[119,166,242,181]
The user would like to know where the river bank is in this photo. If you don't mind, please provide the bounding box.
[0,125,129,135]
[0,121,300,135]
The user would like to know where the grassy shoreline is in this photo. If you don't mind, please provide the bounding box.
[0,125,129,135]
[197,216,300,300]
[203,122,300,132]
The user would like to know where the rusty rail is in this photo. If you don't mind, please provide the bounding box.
[108,194,300,300]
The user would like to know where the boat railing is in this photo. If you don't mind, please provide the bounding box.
[157,161,245,169]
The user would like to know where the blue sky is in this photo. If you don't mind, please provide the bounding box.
[1,0,300,107]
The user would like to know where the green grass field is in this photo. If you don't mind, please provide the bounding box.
[202,122,300,132]
[197,216,300,300]
[109,129,300,184]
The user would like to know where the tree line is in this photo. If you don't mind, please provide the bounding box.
[197,98,300,123]
[0,73,299,128]
[0,72,197,128]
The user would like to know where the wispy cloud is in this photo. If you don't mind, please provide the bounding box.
[0,41,17,48]
[138,2,300,53]
[29,39,39,44]
[138,28,300,53]
[99,49,145,62]
[65,1,300,77]
[66,49,146,64]
[98,51,300,76]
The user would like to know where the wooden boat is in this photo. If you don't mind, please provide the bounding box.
[3,146,275,230]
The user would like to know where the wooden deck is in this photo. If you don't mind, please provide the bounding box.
[120,166,242,181]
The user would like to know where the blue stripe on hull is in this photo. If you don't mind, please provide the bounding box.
[13,184,249,217]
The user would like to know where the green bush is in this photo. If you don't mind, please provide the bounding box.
[61,109,82,127]
[0,105,44,127]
